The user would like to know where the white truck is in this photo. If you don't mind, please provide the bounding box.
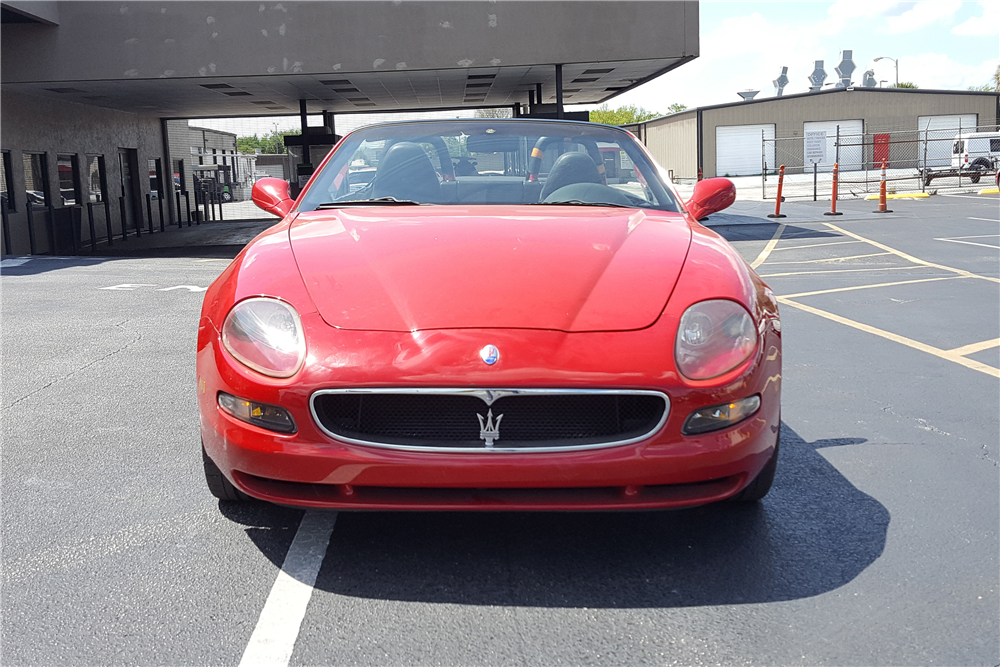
[950,130,1000,183]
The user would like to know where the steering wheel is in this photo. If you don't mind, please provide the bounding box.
[526,136,606,183]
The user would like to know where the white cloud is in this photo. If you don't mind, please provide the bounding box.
[884,0,962,33]
[952,0,1000,35]
[822,0,905,34]
[896,51,999,89]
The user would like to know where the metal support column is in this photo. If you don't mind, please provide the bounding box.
[299,99,311,166]
[555,64,564,119]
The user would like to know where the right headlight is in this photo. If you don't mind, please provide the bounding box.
[675,299,757,380]
[221,297,305,378]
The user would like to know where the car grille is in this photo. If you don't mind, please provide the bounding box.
[310,389,668,452]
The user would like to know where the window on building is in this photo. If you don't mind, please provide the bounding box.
[1,151,14,211]
[86,155,107,203]
[991,138,1000,153]
[23,152,50,207]
[57,154,81,206]
[148,158,162,196]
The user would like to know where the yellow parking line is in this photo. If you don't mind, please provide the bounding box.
[750,223,785,269]
[765,251,892,265]
[779,276,964,299]
[761,266,921,278]
[771,240,865,251]
[947,338,1000,357]
[777,297,1000,378]
[825,223,1000,284]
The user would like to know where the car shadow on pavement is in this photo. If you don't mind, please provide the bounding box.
[221,422,888,608]
[710,223,841,244]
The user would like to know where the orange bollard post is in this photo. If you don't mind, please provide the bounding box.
[824,162,843,216]
[697,167,703,182]
[768,164,787,218]
[873,159,893,213]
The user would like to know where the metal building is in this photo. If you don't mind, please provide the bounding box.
[626,87,1000,186]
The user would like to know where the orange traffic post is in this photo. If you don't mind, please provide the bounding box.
[873,159,893,213]
[697,166,703,182]
[824,162,843,216]
[767,164,787,218]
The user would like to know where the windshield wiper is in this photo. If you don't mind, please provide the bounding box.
[532,199,635,208]
[316,197,426,208]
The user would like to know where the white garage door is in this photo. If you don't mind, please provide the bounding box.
[918,114,978,167]
[803,120,864,172]
[716,124,774,177]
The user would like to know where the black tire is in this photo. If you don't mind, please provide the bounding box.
[221,191,233,203]
[969,158,990,184]
[730,433,779,502]
[202,443,252,501]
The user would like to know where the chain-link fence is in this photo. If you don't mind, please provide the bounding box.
[763,123,999,200]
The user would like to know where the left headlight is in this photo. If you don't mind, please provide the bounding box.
[675,299,757,380]
[222,297,305,378]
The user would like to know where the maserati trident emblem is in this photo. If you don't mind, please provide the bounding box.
[480,344,500,365]
[477,408,503,447]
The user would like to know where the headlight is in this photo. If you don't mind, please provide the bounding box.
[221,297,305,378]
[675,299,757,380]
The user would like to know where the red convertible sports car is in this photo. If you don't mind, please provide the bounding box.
[198,119,781,511]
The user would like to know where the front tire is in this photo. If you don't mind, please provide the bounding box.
[202,443,252,501]
[731,434,779,502]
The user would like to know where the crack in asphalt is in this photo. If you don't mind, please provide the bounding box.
[2,319,142,411]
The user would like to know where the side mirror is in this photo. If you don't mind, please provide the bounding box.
[685,178,736,221]
[251,178,294,218]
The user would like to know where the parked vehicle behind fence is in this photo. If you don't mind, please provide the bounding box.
[952,131,1000,183]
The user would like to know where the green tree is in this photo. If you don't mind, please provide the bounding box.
[893,81,919,89]
[237,129,299,154]
[667,103,688,114]
[589,104,661,125]
[968,83,993,91]
[995,63,1000,91]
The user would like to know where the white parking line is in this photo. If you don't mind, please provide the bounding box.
[968,217,1000,222]
[934,238,1000,250]
[239,511,337,667]
[941,194,1000,200]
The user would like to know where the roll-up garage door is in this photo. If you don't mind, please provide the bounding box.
[803,120,863,172]
[918,114,977,167]
[716,124,774,177]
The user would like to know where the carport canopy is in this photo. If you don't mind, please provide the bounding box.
[1,1,699,118]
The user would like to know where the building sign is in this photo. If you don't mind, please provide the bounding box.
[805,131,827,164]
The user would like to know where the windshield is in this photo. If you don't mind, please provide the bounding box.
[298,120,678,212]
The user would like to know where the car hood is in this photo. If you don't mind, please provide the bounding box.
[289,206,692,332]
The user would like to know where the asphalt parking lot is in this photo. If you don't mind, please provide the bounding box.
[2,193,998,666]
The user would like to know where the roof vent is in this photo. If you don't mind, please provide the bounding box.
[773,66,789,97]
[834,50,855,88]
[808,61,827,91]
[737,90,759,102]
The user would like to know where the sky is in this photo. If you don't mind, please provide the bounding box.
[589,0,1000,114]
[194,0,1000,136]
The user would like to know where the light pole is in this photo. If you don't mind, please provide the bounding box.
[874,56,898,88]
